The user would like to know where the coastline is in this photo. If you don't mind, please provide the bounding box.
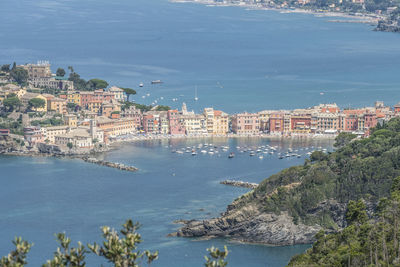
[169,0,382,25]
[109,132,337,146]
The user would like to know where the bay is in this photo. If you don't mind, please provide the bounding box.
[0,138,333,266]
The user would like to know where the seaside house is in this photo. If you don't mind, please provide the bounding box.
[168,110,185,135]
[231,112,260,135]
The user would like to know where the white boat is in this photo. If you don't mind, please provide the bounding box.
[192,152,197,156]
[208,151,214,155]
[194,85,199,101]
[151,80,163,84]
[259,155,264,159]
[139,82,144,87]
[201,150,207,154]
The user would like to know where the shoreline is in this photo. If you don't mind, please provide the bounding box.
[169,0,382,25]
[109,133,337,146]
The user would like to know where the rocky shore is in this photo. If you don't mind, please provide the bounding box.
[170,198,347,246]
[220,180,258,189]
[82,157,138,172]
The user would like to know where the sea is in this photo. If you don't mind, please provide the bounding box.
[0,0,399,266]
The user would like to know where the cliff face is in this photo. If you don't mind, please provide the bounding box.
[0,136,19,153]
[173,121,400,245]
[173,187,347,245]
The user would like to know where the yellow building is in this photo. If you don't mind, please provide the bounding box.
[49,98,67,114]
[212,110,229,135]
[96,116,136,137]
[64,114,77,128]
[67,92,81,106]
[87,101,102,114]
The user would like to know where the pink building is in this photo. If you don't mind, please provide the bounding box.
[80,89,115,107]
[143,114,155,133]
[168,110,185,135]
[231,113,260,134]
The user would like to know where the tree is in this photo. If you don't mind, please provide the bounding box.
[204,246,229,267]
[346,200,368,225]
[0,237,33,267]
[56,68,66,77]
[11,62,16,71]
[155,105,170,111]
[334,132,357,148]
[3,96,22,112]
[67,66,74,73]
[10,68,28,85]
[122,88,137,101]
[67,142,73,150]
[68,72,87,91]
[28,98,46,110]
[1,64,10,72]
[86,79,108,91]
[43,233,87,267]
[88,219,158,266]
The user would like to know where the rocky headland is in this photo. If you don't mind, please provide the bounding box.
[171,123,400,246]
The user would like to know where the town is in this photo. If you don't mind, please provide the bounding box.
[0,61,397,154]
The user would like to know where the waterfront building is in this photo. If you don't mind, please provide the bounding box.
[313,112,340,134]
[123,106,142,131]
[54,122,104,149]
[96,116,137,137]
[268,113,284,134]
[290,113,312,133]
[42,126,69,143]
[213,110,229,135]
[143,114,156,134]
[24,126,44,145]
[168,110,185,135]
[203,108,215,134]
[231,112,260,135]
[183,114,207,135]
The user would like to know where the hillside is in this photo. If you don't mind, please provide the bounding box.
[172,118,400,245]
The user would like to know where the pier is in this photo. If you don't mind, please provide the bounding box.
[220,180,258,189]
[83,158,138,172]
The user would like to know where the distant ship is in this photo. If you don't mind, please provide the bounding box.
[139,82,144,87]
[151,80,163,84]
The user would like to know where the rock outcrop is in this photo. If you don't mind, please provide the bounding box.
[171,181,349,246]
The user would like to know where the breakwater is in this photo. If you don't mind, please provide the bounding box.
[83,157,138,172]
[220,180,258,189]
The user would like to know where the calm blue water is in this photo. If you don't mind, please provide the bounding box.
[1,0,400,113]
[0,0,396,265]
[0,138,333,266]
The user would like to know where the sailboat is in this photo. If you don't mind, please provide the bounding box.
[194,86,199,101]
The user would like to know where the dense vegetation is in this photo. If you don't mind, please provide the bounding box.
[67,66,109,91]
[0,219,229,267]
[233,118,400,231]
[288,176,400,266]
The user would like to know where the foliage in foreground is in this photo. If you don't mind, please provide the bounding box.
[288,176,400,266]
[0,219,228,267]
